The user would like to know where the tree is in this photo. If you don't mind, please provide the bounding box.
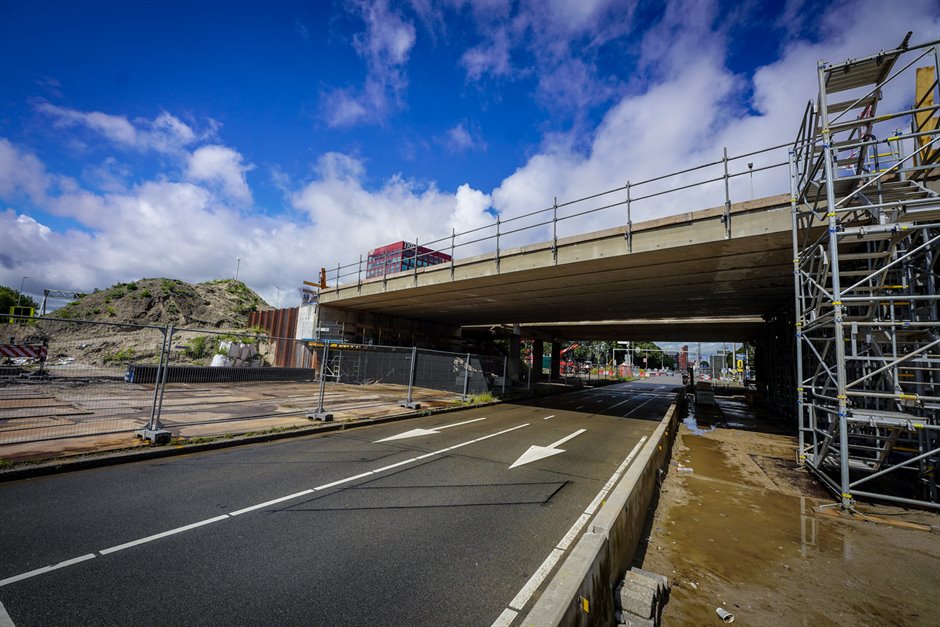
[0,285,39,315]
[632,341,675,369]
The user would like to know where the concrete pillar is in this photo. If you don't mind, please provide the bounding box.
[550,342,562,381]
[531,340,544,385]
[508,327,522,383]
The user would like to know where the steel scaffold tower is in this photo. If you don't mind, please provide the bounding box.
[791,34,940,509]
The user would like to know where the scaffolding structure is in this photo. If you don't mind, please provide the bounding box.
[791,34,940,508]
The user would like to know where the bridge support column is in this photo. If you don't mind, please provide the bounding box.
[530,340,543,386]
[508,325,522,383]
[550,342,562,381]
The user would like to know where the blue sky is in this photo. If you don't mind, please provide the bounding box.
[2,0,939,351]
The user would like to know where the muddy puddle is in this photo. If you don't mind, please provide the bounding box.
[638,392,940,626]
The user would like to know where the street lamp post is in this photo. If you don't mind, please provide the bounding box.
[235,258,241,282]
[17,276,28,307]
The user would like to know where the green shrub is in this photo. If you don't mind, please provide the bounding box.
[103,347,135,364]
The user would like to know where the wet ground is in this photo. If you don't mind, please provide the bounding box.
[638,393,940,626]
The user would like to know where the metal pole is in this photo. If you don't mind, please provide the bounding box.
[626,182,632,253]
[310,342,333,420]
[17,276,27,307]
[723,147,731,239]
[463,352,470,399]
[153,325,175,430]
[552,197,558,264]
[357,255,362,291]
[817,61,852,509]
[502,355,508,394]
[400,346,420,409]
[451,227,455,279]
[791,151,807,466]
[235,258,240,281]
[146,326,168,430]
[335,262,340,292]
[495,217,501,272]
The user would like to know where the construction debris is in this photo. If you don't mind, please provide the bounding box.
[614,567,670,626]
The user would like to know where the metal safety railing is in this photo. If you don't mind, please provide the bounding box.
[323,140,797,290]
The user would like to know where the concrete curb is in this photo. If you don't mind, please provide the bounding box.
[0,380,603,483]
[0,398,502,483]
[521,390,683,627]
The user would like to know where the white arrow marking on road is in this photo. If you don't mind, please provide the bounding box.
[374,417,486,442]
[508,428,587,469]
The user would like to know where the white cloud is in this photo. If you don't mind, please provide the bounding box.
[292,152,493,259]
[35,102,207,155]
[488,0,940,242]
[461,29,513,80]
[323,0,417,127]
[0,139,50,203]
[444,122,487,153]
[36,101,138,145]
[186,145,254,204]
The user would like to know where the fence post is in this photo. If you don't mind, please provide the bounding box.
[400,346,420,409]
[145,325,167,430]
[138,325,173,444]
[502,355,508,394]
[309,342,333,420]
[462,352,471,399]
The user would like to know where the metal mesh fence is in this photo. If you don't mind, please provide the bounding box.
[1,319,509,449]
[410,349,506,396]
[0,318,166,444]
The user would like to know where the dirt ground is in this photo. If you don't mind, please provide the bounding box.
[637,394,940,627]
[0,381,460,463]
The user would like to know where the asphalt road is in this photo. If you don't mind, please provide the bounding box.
[0,377,681,626]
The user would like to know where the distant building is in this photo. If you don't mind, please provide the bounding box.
[677,345,689,370]
[366,241,452,278]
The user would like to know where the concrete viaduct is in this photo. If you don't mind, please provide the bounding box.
[315,193,797,397]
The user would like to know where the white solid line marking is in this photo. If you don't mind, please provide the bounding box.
[229,489,316,516]
[542,415,555,420]
[373,417,487,442]
[436,417,487,430]
[0,553,95,588]
[584,490,606,516]
[623,393,670,417]
[616,437,647,475]
[496,434,651,615]
[555,513,591,552]
[314,471,374,491]
[490,607,518,627]
[370,458,418,473]
[0,601,16,627]
[575,405,585,410]
[548,428,587,449]
[3,423,533,589]
[100,516,230,555]
[508,548,565,610]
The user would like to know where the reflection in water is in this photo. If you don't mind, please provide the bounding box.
[683,396,716,435]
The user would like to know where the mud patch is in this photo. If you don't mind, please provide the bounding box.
[637,405,940,627]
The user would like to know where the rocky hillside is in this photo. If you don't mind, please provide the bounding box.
[5,279,272,368]
[54,278,269,328]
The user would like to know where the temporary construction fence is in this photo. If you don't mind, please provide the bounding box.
[0,316,507,447]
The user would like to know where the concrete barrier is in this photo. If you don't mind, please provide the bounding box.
[522,391,683,627]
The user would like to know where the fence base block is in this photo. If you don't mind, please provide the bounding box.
[307,412,334,421]
[398,401,421,409]
[136,428,172,445]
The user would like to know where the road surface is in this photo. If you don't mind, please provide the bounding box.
[0,377,681,626]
